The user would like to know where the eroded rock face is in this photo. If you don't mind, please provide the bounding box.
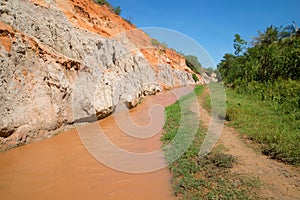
[0,0,197,150]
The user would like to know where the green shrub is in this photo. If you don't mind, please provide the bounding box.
[95,0,121,16]
[184,55,201,74]
[125,17,133,25]
[114,6,121,15]
[192,73,199,82]
[95,0,108,5]
[151,38,160,47]
[206,153,236,169]
[151,38,168,49]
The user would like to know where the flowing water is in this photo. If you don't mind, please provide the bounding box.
[0,86,194,200]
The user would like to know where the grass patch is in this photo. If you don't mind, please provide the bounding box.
[205,87,300,165]
[162,85,260,199]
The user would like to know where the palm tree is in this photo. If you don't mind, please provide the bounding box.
[282,21,299,39]
[254,25,280,45]
[292,21,300,38]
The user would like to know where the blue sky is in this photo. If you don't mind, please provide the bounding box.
[109,0,300,68]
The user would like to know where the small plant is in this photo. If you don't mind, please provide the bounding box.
[151,38,160,47]
[95,0,108,5]
[95,0,121,16]
[160,42,168,50]
[125,17,133,25]
[184,55,202,74]
[192,73,199,82]
[151,38,168,55]
[151,38,168,49]
[206,153,236,168]
[114,6,121,15]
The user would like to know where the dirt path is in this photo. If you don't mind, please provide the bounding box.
[199,87,300,200]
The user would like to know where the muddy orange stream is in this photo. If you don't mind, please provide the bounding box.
[0,87,194,200]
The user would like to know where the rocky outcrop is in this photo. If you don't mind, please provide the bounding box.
[0,0,200,150]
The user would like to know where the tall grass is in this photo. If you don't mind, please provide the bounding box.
[206,88,300,165]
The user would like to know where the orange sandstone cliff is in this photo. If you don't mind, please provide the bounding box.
[0,0,203,150]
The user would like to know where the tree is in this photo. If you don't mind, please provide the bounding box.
[114,6,121,15]
[233,34,247,56]
[218,22,300,91]
[282,21,300,39]
[254,25,281,45]
[205,67,214,75]
[184,55,202,74]
[217,53,239,84]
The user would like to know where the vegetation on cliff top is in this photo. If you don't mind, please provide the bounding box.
[95,0,122,15]
[184,54,219,79]
[184,55,202,74]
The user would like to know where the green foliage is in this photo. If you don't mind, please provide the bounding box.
[254,25,282,45]
[237,79,300,117]
[151,38,168,55]
[234,33,247,56]
[162,86,260,199]
[206,153,236,168]
[218,22,300,125]
[194,84,205,96]
[160,42,168,50]
[205,67,214,74]
[151,38,160,47]
[192,73,199,82]
[151,38,168,49]
[95,0,121,15]
[124,17,133,25]
[114,6,121,15]
[95,0,108,5]
[184,55,202,74]
[223,89,300,165]
[219,23,300,85]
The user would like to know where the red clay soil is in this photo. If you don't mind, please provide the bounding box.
[0,21,15,52]
[2,0,196,85]
[55,0,194,80]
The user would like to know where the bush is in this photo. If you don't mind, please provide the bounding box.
[184,55,202,74]
[151,38,168,55]
[114,6,121,15]
[95,0,121,16]
[151,38,160,47]
[218,23,300,87]
[234,79,300,118]
[95,0,108,5]
[192,73,199,82]
[151,38,167,49]
[125,17,133,25]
